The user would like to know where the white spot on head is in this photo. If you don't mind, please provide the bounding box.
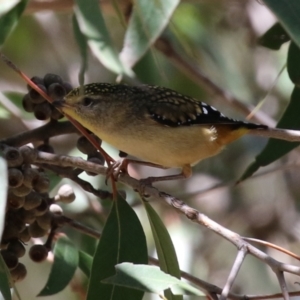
[202,107,208,114]
[210,106,217,111]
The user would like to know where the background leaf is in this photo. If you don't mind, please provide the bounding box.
[72,14,88,86]
[0,249,11,300]
[120,0,180,68]
[103,263,204,296]
[74,0,133,77]
[144,202,182,300]
[240,87,300,181]
[0,157,7,242]
[38,237,79,296]
[86,197,148,300]
[258,22,290,50]
[0,0,28,47]
[264,0,300,49]
[78,250,93,278]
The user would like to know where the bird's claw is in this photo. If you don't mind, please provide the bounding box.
[105,158,128,185]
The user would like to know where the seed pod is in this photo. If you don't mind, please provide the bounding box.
[0,240,9,250]
[28,84,47,104]
[3,146,23,167]
[47,83,66,101]
[86,154,105,176]
[12,184,32,197]
[62,82,73,94]
[20,146,37,164]
[33,102,52,120]
[7,192,25,209]
[49,204,63,215]
[76,135,101,155]
[44,73,63,88]
[18,209,36,224]
[19,227,31,243]
[50,106,64,120]
[37,143,54,154]
[7,240,26,258]
[22,166,40,188]
[54,184,75,204]
[8,168,24,188]
[27,76,44,90]
[29,244,48,263]
[33,172,50,193]
[36,211,53,230]
[10,263,27,282]
[1,250,18,270]
[22,94,35,112]
[24,191,42,210]
[34,199,49,216]
[29,221,48,238]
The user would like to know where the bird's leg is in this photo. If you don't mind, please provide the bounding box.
[140,164,192,186]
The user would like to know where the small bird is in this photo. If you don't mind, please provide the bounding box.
[53,83,268,183]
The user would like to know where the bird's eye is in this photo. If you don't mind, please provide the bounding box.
[81,97,93,107]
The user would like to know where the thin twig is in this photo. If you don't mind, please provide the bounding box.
[275,272,290,300]
[57,215,101,239]
[242,237,300,261]
[220,248,247,300]
[249,127,300,141]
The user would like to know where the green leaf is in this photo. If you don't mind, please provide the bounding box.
[120,0,180,68]
[74,0,133,77]
[38,237,79,296]
[258,22,290,50]
[0,0,29,46]
[263,0,300,49]
[144,202,182,300]
[103,263,204,296]
[239,87,300,181]
[78,250,93,278]
[0,157,7,242]
[86,197,148,300]
[287,42,300,86]
[72,14,88,86]
[0,250,11,300]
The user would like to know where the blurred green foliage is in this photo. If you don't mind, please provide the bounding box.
[1,1,300,299]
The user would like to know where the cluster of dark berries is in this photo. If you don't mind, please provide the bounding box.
[76,134,105,175]
[1,144,76,283]
[22,73,73,121]
[1,72,109,283]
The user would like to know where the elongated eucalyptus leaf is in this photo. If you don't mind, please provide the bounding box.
[0,240,11,300]
[144,202,182,300]
[103,263,204,296]
[38,237,79,296]
[78,250,93,278]
[72,14,88,86]
[120,0,180,68]
[264,0,300,49]
[258,22,290,50]
[0,0,28,46]
[74,0,133,77]
[240,87,300,181]
[87,197,148,300]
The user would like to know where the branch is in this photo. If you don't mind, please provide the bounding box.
[220,248,247,300]
[249,127,300,141]
[1,120,77,147]
[8,148,300,296]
